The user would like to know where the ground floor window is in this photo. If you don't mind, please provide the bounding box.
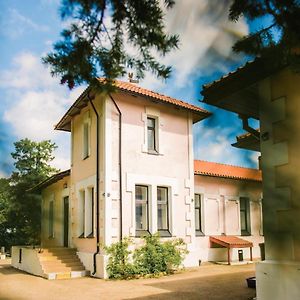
[194,194,204,236]
[240,197,251,235]
[135,185,149,236]
[78,190,85,237]
[49,199,54,238]
[157,186,171,236]
[78,188,95,238]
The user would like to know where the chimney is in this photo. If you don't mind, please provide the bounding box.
[128,72,139,84]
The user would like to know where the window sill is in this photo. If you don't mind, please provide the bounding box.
[78,233,85,238]
[158,230,172,237]
[147,150,160,156]
[135,230,150,238]
[82,155,90,161]
[241,232,251,236]
[195,231,205,237]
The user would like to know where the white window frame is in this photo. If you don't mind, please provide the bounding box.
[78,189,85,237]
[194,193,204,236]
[48,194,55,238]
[142,107,163,155]
[127,173,177,237]
[78,187,95,238]
[157,186,171,237]
[135,185,150,236]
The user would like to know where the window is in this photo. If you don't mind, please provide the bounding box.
[49,199,54,238]
[135,185,149,236]
[194,194,204,236]
[83,118,90,159]
[240,197,251,235]
[147,117,156,152]
[157,187,171,236]
[78,190,85,237]
[86,187,94,237]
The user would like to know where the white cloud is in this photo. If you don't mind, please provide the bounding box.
[0,52,58,90]
[1,52,85,172]
[0,9,49,39]
[141,0,248,90]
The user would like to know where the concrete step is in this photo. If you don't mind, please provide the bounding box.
[38,247,88,279]
[45,270,90,280]
[42,261,83,268]
[43,266,86,273]
[39,248,77,255]
[39,255,80,262]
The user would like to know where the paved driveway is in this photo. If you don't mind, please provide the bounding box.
[0,259,256,300]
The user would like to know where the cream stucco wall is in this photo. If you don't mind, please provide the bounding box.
[41,176,70,248]
[193,175,263,264]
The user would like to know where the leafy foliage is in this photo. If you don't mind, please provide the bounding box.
[0,139,58,250]
[43,0,178,89]
[105,234,188,279]
[105,238,136,279]
[229,0,300,69]
[133,234,187,276]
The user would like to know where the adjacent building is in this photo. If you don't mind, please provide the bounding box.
[202,59,300,300]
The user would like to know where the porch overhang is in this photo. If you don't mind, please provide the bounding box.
[232,131,261,152]
[201,58,283,119]
[210,236,253,265]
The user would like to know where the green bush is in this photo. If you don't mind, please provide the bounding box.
[105,238,136,279]
[105,234,188,279]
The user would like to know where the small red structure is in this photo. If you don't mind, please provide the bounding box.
[210,236,253,265]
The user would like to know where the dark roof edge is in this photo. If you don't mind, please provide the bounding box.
[194,171,262,182]
[30,169,71,192]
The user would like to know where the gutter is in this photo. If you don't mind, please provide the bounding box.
[109,94,123,240]
[239,115,260,140]
[87,93,100,275]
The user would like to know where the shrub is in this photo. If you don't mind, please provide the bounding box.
[134,234,187,276]
[105,238,135,279]
[105,234,188,279]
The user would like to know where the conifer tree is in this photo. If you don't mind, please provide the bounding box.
[229,0,300,69]
[43,0,178,89]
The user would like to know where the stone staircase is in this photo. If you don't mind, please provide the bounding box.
[38,248,89,280]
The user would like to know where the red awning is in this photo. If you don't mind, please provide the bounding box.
[209,236,253,265]
[210,236,253,248]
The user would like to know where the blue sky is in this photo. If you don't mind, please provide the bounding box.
[0,0,262,178]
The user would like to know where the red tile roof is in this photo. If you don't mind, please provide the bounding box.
[194,160,262,182]
[98,78,211,116]
[55,79,211,131]
[210,236,253,248]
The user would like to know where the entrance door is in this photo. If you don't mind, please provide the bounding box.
[63,196,69,247]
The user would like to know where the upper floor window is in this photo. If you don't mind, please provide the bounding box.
[240,197,251,236]
[147,117,156,152]
[82,113,91,159]
[135,185,149,236]
[157,186,171,236]
[195,194,204,236]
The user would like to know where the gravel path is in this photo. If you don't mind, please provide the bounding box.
[0,259,256,300]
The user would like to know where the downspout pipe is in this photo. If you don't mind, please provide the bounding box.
[109,94,123,241]
[87,93,100,275]
[239,114,260,140]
